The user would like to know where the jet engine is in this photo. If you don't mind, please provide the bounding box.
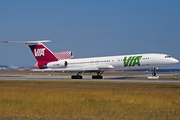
[47,61,68,68]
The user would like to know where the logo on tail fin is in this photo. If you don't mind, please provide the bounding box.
[34,48,46,56]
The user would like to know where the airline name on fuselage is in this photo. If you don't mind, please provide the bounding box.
[34,48,45,56]
[124,56,142,67]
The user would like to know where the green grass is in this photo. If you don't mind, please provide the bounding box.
[0,80,180,120]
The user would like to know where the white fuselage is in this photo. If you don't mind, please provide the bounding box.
[44,53,179,72]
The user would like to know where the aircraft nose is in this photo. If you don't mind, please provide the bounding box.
[172,58,179,64]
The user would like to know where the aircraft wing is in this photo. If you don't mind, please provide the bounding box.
[32,65,114,72]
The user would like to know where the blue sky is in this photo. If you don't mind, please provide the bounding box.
[0,0,180,68]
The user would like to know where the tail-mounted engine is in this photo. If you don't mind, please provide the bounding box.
[47,61,68,68]
[34,61,68,69]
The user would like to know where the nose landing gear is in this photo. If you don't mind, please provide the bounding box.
[147,68,159,79]
[152,68,157,76]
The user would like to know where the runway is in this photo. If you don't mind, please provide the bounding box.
[0,73,180,83]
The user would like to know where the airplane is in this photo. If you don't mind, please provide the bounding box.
[3,40,179,79]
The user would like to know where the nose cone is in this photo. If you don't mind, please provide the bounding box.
[172,58,179,64]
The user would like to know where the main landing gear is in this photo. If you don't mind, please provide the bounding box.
[92,71,103,79]
[152,68,157,76]
[71,71,104,79]
[71,72,83,79]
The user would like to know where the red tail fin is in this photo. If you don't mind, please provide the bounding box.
[29,43,58,62]
[3,40,73,69]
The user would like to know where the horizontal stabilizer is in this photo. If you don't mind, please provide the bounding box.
[3,40,51,45]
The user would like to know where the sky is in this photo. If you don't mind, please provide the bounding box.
[0,0,180,68]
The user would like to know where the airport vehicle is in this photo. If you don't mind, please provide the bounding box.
[4,40,179,79]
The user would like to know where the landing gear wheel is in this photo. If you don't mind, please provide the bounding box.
[71,75,83,79]
[152,68,157,76]
[99,75,103,79]
[78,75,83,79]
[92,75,103,79]
[71,75,74,79]
[152,72,156,76]
[71,72,83,79]
[92,75,96,79]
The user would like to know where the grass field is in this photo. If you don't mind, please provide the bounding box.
[0,80,180,120]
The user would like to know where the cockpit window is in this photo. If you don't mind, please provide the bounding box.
[165,55,171,58]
